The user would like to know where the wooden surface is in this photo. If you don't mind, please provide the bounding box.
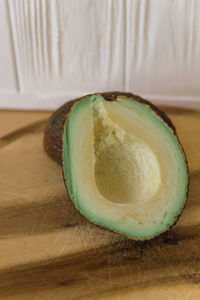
[0,110,51,137]
[0,107,200,300]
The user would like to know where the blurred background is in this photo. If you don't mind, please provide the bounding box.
[0,0,200,111]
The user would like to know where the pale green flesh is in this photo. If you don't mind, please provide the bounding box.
[63,95,188,239]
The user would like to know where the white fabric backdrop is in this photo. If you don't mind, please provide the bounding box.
[0,0,200,110]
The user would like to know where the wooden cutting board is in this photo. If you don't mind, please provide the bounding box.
[0,107,200,300]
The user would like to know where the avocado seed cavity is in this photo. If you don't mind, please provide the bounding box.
[94,102,161,205]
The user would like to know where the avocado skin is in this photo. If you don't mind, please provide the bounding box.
[44,92,176,164]
[43,92,189,240]
[44,100,74,164]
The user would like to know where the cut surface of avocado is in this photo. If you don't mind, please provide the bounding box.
[63,94,188,240]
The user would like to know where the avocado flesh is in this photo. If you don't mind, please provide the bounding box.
[63,95,188,240]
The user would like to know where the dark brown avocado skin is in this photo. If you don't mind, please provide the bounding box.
[43,92,189,240]
[44,92,176,164]
[44,100,75,164]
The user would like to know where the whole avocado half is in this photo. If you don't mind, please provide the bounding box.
[44,92,189,240]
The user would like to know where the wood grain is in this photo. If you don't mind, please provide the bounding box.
[0,107,200,300]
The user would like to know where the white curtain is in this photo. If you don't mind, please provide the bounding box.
[1,0,200,109]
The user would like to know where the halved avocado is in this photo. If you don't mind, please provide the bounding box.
[44,92,189,240]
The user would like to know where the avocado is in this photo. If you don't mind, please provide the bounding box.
[44,92,189,240]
